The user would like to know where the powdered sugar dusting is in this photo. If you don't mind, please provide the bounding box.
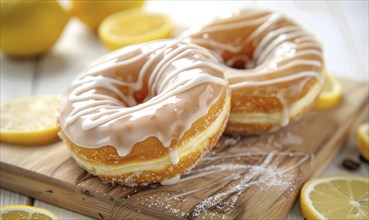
[279,132,303,146]
[223,135,242,146]
[183,151,309,218]
[138,194,188,218]
[134,147,310,219]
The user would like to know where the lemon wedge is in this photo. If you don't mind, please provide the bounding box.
[98,8,173,50]
[315,73,343,110]
[0,95,61,145]
[357,123,369,160]
[300,174,369,220]
[1,205,59,220]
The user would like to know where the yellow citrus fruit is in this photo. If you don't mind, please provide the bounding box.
[0,0,70,57]
[357,123,369,160]
[300,174,369,220]
[1,205,59,220]
[71,0,144,31]
[98,8,173,50]
[0,95,61,145]
[315,73,343,110]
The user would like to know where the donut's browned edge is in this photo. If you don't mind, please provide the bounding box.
[225,77,323,135]
[60,89,230,185]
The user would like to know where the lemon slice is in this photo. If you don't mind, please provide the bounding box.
[300,174,369,220]
[357,123,369,160]
[0,95,61,145]
[98,8,173,50]
[1,205,59,220]
[315,73,343,110]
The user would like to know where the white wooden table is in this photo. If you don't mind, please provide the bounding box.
[1,1,368,219]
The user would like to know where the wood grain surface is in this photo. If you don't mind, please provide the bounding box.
[1,79,368,219]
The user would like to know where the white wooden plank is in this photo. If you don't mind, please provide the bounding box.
[321,124,369,177]
[33,18,107,96]
[340,1,369,81]
[254,1,368,80]
[34,200,94,220]
[326,1,368,81]
[146,1,256,36]
[285,202,303,220]
[0,54,35,102]
[0,189,32,206]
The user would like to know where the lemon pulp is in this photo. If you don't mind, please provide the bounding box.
[1,205,59,220]
[98,8,173,50]
[0,95,61,145]
[300,174,369,220]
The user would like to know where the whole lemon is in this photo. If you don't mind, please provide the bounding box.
[0,0,70,57]
[71,0,144,31]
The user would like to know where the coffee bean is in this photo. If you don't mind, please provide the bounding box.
[342,159,360,171]
[359,155,369,164]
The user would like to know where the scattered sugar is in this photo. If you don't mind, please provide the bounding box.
[223,135,242,146]
[134,150,310,218]
[123,171,143,186]
[138,194,187,218]
[161,175,181,186]
[177,151,308,218]
[279,132,303,146]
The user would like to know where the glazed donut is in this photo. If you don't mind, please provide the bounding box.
[58,39,231,186]
[182,9,325,135]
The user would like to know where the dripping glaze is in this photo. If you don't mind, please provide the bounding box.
[182,9,325,130]
[59,40,227,164]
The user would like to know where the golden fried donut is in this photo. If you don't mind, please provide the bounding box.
[182,9,325,135]
[58,39,231,186]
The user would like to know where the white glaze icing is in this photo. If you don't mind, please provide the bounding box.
[67,96,231,183]
[160,175,181,186]
[169,147,179,165]
[59,40,227,163]
[181,9,324,132]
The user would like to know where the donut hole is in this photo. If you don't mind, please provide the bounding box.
[207,16,303,71]
[221,53,255,70]
[231,60,248,69]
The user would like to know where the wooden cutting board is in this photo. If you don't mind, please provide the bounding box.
[1,79,368,219]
